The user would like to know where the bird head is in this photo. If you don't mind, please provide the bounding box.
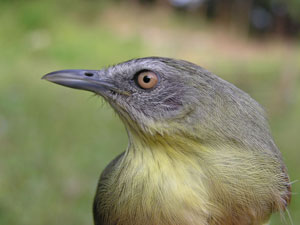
[43,57,291,222]
[43,57,272,150]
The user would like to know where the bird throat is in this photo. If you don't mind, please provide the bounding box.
[101,129,276,225]
[107,132,212,225]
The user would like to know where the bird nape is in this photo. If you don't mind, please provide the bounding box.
[43,57,291,225]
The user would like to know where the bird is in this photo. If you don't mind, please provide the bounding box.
[43,57,291,225]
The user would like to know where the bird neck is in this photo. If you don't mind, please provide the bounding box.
[107,128,278,225]
[111,129,213,224]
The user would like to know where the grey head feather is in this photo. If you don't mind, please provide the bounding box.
[102,57,279,156]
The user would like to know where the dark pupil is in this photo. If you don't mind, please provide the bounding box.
[143,75,151,83]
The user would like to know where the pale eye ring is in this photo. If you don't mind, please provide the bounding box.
[136,71,158,89]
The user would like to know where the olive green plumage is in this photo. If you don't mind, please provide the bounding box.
[43,57,291,225]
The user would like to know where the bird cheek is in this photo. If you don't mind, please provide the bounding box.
[163,97,183,111]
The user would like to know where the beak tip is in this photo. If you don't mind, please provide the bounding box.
[41,73,50,81]
[42,72,58,82]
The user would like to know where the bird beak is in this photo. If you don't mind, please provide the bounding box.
[42,69,120,95]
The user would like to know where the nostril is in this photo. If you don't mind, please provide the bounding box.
[84,72,94,77]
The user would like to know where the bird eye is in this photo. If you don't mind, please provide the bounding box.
[136,71,158,89]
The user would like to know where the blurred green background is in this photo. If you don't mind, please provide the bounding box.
[0,0,299,224]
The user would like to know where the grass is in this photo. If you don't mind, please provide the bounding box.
[0,1,299,224]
